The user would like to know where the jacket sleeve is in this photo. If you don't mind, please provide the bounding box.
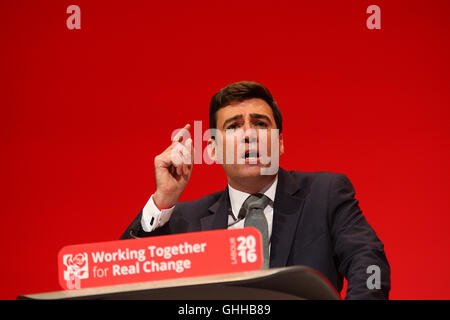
[328,174,391,299]
[119,210,171,240]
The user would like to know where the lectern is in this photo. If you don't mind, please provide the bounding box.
[18,266,340,300]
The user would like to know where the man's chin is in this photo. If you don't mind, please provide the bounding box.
[230,163,272,178]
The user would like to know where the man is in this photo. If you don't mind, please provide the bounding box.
[121,81,391,299]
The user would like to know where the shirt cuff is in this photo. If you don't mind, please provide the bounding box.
[141,194,175,232]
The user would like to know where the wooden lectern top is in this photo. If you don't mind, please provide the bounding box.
[18,266,341,300]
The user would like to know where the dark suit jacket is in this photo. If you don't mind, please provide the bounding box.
[120,168,391,299]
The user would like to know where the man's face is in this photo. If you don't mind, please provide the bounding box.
[211,98,284,180]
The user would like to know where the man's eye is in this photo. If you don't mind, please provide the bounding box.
[227,124,238,130]
[256,121,268,127]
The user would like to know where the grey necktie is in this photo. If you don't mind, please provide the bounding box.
[239,193,271,269]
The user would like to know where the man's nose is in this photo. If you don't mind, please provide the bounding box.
[242,120,251,132]
[243,135,258,145]
[242,121,258,144]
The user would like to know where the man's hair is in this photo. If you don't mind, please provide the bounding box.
[209,81,283,132]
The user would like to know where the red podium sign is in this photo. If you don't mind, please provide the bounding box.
[58,227,263,290]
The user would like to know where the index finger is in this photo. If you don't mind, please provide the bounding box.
[172,123,191,144]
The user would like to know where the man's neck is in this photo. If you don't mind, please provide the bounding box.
[227,174,278,194]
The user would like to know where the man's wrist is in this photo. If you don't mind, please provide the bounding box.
[141,194,175,232]
[153,191,177,210]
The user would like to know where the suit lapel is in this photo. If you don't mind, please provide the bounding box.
[199,169,305,268]
[200,188,231,231]
[270,168,305,268]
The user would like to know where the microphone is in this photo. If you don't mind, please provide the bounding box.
[128,215,142,239]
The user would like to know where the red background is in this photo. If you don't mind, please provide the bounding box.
[1,0,449,299]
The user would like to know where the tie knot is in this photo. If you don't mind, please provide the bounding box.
[238,193,271,220]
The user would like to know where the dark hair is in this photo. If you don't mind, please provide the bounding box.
[209,81,283,132]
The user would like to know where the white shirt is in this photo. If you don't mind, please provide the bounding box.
[226,177,277,243]
[141,176,278,242]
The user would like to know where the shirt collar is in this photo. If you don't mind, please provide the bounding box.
[227,175,278,220]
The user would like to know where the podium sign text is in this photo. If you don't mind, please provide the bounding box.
[58,227,262,290]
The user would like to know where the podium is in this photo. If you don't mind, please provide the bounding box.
[18,266,340,300]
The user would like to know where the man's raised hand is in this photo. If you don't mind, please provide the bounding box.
[153,124,193,209]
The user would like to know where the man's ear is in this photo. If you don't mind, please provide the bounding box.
[279,132,285,156]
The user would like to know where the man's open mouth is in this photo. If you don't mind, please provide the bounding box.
[242,150,260,161]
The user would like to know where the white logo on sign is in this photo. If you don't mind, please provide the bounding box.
[63,253,89,282]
